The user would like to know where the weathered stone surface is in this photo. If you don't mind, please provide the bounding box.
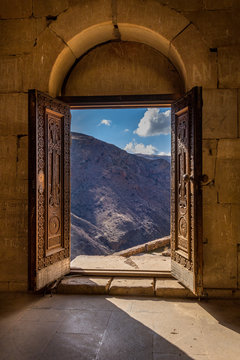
[0,0,239,296]
[16,135,28,179]
[218,46,240,88]
[202,89,238,138]
[203,204,237,288]
[171,24,218,89]
[64,41,183,96]
[0,94,28,136]
[114,236,170,257]
[0,135,17,178]
[202,139,218,204]
[216,140,240,204]
[117,0,189,42]
[0,18,47,55]
[183,10,240,47]
[159,0,203,11]
[215,159,240,203]
[0,56,23,92]
[57,276,112,294]
[71,254,171,272]
[0,0,32,19]
[155,279,192,297]
[49,0,112,44]
[204,289,240,298]
[0,199,28,234]
[204,0,240,10]
[218,138,240,159]
[33,0,69,17]
[22,28,69,92]
[109,278,154,296]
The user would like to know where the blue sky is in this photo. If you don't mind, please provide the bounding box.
[71,108,171,155]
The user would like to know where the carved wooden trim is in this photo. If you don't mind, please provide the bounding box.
[28,90,71,290]
[171,87,203,295]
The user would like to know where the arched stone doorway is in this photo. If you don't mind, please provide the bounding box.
[28,0,211,294]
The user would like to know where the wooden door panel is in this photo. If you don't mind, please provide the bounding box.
[171,87,202,295]
[29,90,71,290]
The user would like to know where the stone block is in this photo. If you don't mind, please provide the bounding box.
[16,135,28,179]
[171,25,217,89]
[204,0,239,10]
[183,10,240,47]
[218,139,240,159]
[49,0,112,44]
[57,276,112,294]
[1,177,28,201]
[0,221,28,282]
[202,89,238,139]
[33,0,69,17]
[109,277,154,296]
[0,18,47,55]
[117,0,189,42]
[215,159,240,203]
[0,200,28,240]
[155,279,192,297]
[202,139,218,204]
[0,135,17,178]
[0,0,32,19]
[22,28,68,92]
[159,0,203,11]
[218,46,240,88]
[204,289,240,298]
[8,281,28,292]
[203,204,237,288]
[0,56,23,92]
[0,94,28,136]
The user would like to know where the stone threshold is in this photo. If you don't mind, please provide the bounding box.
[57,275,195,298]
[69,269,172,278]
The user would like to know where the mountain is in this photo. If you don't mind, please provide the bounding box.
[135,154,171,163]
[70,132,170,259]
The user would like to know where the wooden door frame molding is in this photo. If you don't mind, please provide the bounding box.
[58,94,179,109]
[171,87,203,295]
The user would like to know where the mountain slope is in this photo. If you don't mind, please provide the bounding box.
[71,132,170,258]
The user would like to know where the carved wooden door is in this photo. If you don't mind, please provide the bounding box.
[29,90,71,291]
[171,87,203,295]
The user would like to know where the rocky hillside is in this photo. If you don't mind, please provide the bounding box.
[71,132,170,258]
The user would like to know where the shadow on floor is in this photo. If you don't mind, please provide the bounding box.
[199,298,240,335]
[0,293,194,360]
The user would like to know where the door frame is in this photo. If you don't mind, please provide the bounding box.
[28,92,203,290]
[58,94,178,109]
[60,93,202,287]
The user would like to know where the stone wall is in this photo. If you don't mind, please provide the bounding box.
[63,41,183,96]
[0,0,239,292]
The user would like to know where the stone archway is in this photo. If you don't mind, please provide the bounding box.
[45,0,216,97]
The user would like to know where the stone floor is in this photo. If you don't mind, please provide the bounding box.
[71,250,171,272]
[0,293,240,359]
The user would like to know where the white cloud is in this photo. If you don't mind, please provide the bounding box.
[99,119,111,126]
[124,128,130,132]
[124,139,158,155]
[134,108,171,137]
[158,151,171,156]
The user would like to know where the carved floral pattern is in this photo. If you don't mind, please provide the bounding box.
[171,88,202,275]
[35,92,70,270]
